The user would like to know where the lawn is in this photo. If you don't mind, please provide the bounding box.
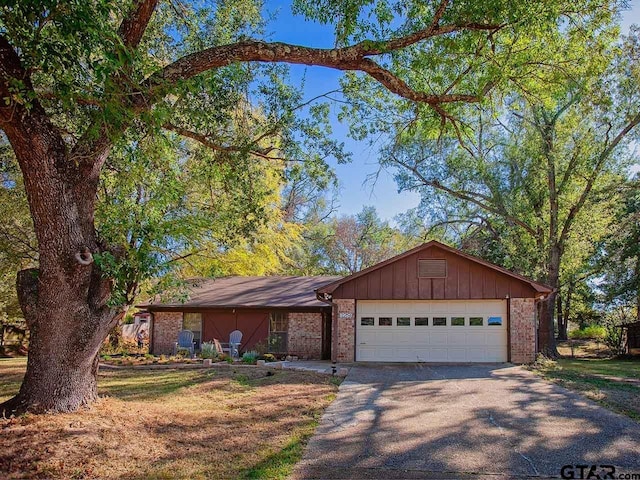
[0,357,339,480]
[533,357,640,420]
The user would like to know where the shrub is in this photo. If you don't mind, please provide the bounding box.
[603,324,626,355]
[252,339,269,355]
[200,342,218,360]
[260,353,276,362]
[568,325,606,340]
[176,347,191,358]
[242,350,258,364]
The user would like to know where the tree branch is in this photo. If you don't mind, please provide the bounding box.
[144,20,502,105]
[0,36,66,174]
[559,111,640,246]
[162,122,287,161]
[391,155,537,236]
[117,0,159,49]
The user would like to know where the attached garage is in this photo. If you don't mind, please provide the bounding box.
[316,241,552,364]
[356,300,507,362]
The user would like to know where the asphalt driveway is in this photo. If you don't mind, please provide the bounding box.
[293,364,640,479]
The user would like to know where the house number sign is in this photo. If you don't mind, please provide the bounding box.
[338,312,353,319]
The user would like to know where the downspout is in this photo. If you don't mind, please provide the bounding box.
[316,291,338,362]
[506,296,511,363]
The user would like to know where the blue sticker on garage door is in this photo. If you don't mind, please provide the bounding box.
[488,316,502,326]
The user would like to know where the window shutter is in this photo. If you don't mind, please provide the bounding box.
[418,259,447,278]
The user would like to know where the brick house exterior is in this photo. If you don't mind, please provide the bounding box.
[509,298,537,363]
[143,242,550,364]
[333,299,356,362]
[150,311,183,355]
[287,312,323,359]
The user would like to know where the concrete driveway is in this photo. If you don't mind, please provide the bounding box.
[293,364,640,479]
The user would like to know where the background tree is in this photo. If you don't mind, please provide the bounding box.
[0,0,615,413]
[0,143,35,352]
[598,177,640,319]
[295,206,413,275]
[382,25,640,353]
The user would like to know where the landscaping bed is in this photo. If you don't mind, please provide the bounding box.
[532,357,640,421]
[0,357,339,479]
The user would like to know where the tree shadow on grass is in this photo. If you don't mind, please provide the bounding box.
[97,368,215,401]
[1,368,337,479]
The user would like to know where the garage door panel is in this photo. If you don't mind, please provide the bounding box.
[429,331,448,345]
[428,347,449,362]
[447,348,468,361]
[395,331,419,345]
[485,332,506,346]
[485,347,506,362]
[466,347,488,362]
[447,332,468,345]
[356,300,508,362]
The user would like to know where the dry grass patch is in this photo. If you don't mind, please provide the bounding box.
[0,359,339,479]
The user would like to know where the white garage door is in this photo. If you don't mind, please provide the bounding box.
[356,300,507,362]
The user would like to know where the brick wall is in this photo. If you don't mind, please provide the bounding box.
[334,299,355,362]
[510,298,536,363]
[287,312,323,360]
[151,311,183,355]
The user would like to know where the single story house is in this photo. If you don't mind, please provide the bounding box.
[142,241,552,363]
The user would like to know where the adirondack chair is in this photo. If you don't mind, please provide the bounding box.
[175,329,196,356]
[228,330,243,358]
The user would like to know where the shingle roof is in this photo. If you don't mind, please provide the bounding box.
[140,276,342,310]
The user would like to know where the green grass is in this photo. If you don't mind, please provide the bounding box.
[0,357,218,403]
[534,357,640,420]
[0,357,27,402]
[555,358,640,379]
[243,420,318,479]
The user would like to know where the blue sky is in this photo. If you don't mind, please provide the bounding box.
[266,2,640,222]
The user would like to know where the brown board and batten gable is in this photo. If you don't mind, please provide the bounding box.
[317,241,551,300]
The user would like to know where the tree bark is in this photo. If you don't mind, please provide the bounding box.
[538,243,560,357]
[0,80,117,414]
[556,293,567,341]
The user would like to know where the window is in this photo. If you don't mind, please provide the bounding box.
[397,317,410,326]
[451,317,465,326]
[415,317,429,326]
[433,317,446,326]
[488,316,503,326]
[378,317,392,326]
[183,313,202,348]
[469,317,483,326]
[418,259,447,278]
[269,312,289,352]
[361,317,374,326]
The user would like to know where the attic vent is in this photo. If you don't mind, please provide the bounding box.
[418,259,447,278]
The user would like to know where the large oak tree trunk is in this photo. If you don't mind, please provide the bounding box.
[0,106,117,415]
